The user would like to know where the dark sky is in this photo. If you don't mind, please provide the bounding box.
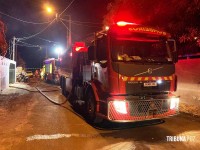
[0,0,112,68]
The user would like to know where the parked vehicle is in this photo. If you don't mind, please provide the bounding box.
[17,73,29,82]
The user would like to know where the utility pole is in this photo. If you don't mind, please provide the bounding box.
[68,15,72,49]
[63,15,72,50]
[12,36,16,61]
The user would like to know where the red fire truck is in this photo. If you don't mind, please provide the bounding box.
[60,21,179,123]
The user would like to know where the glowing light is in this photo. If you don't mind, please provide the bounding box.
[170,97,179,110]
[113,101,127,114]
[73,42,87,52]
[55,46,64,59]
[75,47,84,51]
[117,21,137,26]
[105,26,110,31]
[55,46,63,54]
[44,3,54,15]
[46,7,52,13]
[156,80,162,84]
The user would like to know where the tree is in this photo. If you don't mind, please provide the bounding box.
[104,0,200,55]
[0,19,7,56]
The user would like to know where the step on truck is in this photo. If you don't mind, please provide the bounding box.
[60,21,179,123]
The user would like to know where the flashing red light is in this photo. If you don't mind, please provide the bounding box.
[75,46,84,52]
[70,52,72,57]
[72,42,88,52]
[116,21,137,26]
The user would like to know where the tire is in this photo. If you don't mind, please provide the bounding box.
[61,77,65,95]
[68,83,77,107]
[85,90,97,124]
[60,76,63,88]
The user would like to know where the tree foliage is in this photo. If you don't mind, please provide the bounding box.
[104,0,200,55]
[0,19,7,56]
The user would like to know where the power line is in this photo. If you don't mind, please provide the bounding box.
[0,11,51,25]
[60,18,101,28]
[16,43,40,48]
[59,0,75,17]
[18,18,56,40]
[35,36,60,44]
[71,20,102,25]
[16,40,41,48]
[60,19,82,40]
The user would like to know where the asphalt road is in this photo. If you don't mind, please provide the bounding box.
[0,81,200,150]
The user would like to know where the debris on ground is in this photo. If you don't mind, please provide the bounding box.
[179,103,200,117]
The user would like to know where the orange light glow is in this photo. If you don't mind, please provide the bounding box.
[75,47,84,51]
[44,3,54,15]
[46,7,52,13]
[73,42,87,52]
[105,26,110,31]
[117,21,137,26]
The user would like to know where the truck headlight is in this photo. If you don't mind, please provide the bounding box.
[113,101,127,114]
[170,97,179,110]
[156,80,163,84]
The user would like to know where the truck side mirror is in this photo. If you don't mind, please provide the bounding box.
[167,39,178,63]
[173,51,178,63]
[172,41,178,63]
[88,46,96,60]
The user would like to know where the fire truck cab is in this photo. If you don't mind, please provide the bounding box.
[61,21,179,123]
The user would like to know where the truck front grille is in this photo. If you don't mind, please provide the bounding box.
[129,99,169,116]
[108,99,177,122]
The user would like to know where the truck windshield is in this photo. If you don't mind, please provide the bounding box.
[111,38,173,63]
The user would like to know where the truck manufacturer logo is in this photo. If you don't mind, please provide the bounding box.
[147,68,153,74]
[134,66,163,76]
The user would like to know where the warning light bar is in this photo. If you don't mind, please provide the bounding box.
[72,42,88,53]
[116,21,138,26]
[75,46,84,52]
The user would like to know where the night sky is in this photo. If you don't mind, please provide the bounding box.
[0,0,111,68]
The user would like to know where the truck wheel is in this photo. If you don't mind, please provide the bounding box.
[60,76,63,88]
[85,90,97,124]
[61,78,67,96]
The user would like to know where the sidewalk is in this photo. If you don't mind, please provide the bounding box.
[0,82,36,101]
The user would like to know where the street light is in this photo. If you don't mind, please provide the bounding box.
[44,3,55,15]
[55,46,64,59]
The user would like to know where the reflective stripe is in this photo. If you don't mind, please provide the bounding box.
[120,75,173,81]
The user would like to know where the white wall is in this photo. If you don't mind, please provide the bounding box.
[0,56,16,91]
